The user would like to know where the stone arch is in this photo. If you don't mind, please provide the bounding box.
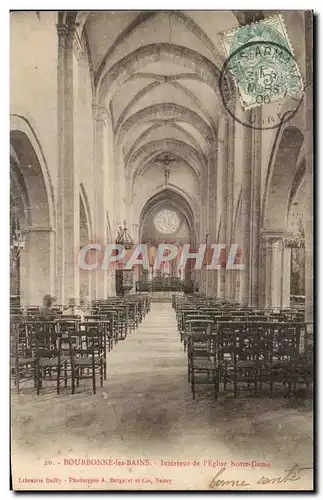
[115,80,216,134]
[263,126,304,230]
[139,188,197,284]
[97,43,225,104]
[94,11,223,87]
[10,114,55,305]
[128,138,203,186]
[117,103,214,147]
[10,161,30,227]
[106,210,113,244]
[10,114,55,229]
[288,156,306,216]
[261,125,305,309]
[95,11,160,80]
[139,188,196,243]
[79,182,93,239]
[126,122,206,164]
[140,184,200,228]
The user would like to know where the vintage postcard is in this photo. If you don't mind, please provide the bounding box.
[10,10,314,491]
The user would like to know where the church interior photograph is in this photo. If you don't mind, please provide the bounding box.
[10,10,313,491]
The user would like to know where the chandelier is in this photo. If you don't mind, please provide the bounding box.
[10,201,25,260]
[115,220,134,250]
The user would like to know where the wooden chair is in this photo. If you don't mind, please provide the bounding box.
[186,319,214,385]
[188,328,217,400]
[68,323,105,394]
[126,302,138,332]
[266,322,302,397]
[10,319,35,393]
[216,321,264,398]
[31,321,68,395]
[84,316,114,355]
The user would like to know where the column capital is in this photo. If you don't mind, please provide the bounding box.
[56,23,68,48]
[92,104,110,126]
[57,20,85,60]
[260,228,293,245]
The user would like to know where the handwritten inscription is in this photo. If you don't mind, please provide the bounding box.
[209,464,313,490]
[209,467,250,489]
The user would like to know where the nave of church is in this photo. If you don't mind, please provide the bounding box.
[10,10,313,490]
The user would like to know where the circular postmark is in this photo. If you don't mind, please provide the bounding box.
[219,40,304,130]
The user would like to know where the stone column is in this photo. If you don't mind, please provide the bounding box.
[250,108,262,306]
[93,104,110,299]
[56,23,67,305]
[225,118,235,299]
[262,233,280,308]
[131,222,140,288]
[261,230,293,308]
[206,141,218,297]
[240,113,253,306]
[281,244,292,308]
[107,268,116,296]
[199,158,208,295]
[216,116,229,299]
[56,21,81,305]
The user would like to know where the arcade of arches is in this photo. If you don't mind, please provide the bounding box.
[10,10,313,322]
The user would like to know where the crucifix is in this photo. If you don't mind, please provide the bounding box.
[153,153,178,185]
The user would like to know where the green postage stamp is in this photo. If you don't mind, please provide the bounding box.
[220,14,304,110]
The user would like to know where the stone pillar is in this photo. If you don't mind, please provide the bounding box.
[250,109,262,306]
[204,134,217,297]
[225,118,235,299]
[56,21,81,305]
[56,23,66,305]
[199,161,208,295]
[281,244,292,308]
[240,113,252,306]
[93,104,110,299]
[304,11,313,325]
[107,268,116,297]
[216,116,229,299]
[261,230,293,308]
[239,107,262,306]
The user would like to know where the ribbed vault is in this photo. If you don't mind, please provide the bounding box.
[77,10,239,224]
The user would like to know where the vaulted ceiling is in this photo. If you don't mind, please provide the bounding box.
[77,10,240,189]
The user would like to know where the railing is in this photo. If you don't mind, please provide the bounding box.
[136,278,184,292]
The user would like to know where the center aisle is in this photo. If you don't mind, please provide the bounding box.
[109,301,185,380]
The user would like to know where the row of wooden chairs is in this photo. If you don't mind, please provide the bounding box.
[10,293,151,395]
[172,294,312,400]
[11,319,110,395]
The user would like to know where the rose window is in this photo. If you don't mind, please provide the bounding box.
[154,209,180,234]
